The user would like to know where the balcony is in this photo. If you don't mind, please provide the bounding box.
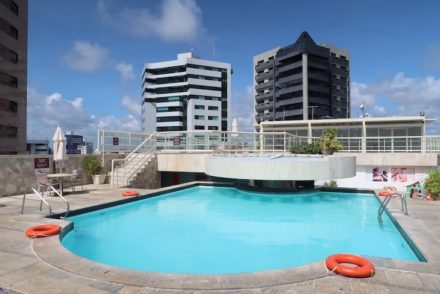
[276,73,303,85]
[275,97,302,108]
[255,80,274,91]
[276,61,302,74]
[255,112,275,121]
[255,102,274,111]
[275,109,303,120]
[255,91,274,101]
[308,60,328,70]
[255,71,273,82]
[308,72,329,82]
[255,59,274,71]
[275,85,303,97]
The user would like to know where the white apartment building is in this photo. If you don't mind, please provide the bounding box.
[141,52,232,133]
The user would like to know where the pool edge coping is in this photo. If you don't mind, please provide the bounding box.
[33,182,440,290]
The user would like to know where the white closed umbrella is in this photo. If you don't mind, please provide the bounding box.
[53,126,68,172]
[231,118,238,138]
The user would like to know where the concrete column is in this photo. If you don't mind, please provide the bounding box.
[362,121,366,153]
[302,53,308,120]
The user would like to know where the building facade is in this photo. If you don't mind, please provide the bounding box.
[141,52,231,133]
[65,133,84,154]
[26,139,50,155]
[0,0,28,154]
[254,32,350,126]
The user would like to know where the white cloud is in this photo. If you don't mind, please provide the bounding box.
[62,40,110,72]
[97,0,205,43]
[232,85,255,132]
[27,88,141,147]
[121,95,141,116]
[115,62,135,81]
[351,72,440,133]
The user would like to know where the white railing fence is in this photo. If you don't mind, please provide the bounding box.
[99,130,440,155]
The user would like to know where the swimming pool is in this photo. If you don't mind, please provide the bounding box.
[61,186,423,274]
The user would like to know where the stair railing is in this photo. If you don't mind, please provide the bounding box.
[111,132,157,188]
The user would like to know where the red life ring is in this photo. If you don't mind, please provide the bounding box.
[122,190,140,197]
[25,224,61,238]
[325,254,375,278]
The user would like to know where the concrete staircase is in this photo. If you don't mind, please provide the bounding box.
[110,132,157,188]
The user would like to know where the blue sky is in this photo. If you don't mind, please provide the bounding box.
[28,0,440,144]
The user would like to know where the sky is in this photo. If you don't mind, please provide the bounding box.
[27,0,440,146]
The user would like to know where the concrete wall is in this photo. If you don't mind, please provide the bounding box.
[317,153,439,191]
[130,156,161,189]
[0,153,124,197]
[157,152,209,173]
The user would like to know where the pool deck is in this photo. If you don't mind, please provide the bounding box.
[1,183,440,293]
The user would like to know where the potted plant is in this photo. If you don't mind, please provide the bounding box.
[423,169,440,200]
[316,128,343,155]
[83,155,106,184]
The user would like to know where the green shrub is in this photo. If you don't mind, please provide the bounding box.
[83,155,103,175]
[424,169,440,200]
[290,143,321,154]
[316,128,343,154]
[324,180,338,188]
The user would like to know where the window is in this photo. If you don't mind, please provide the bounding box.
[194,125,205,130]
[0,43,18,63]
[0,124,17,138]
[208,106,218,111]
[195,105,205,110]
[0,16,18,39]
[0,97,17,112]
[208,116,218,121]
[194,115,205,120]
[0,70,17,88]
[208,126,218,130]
[0,0,18,15]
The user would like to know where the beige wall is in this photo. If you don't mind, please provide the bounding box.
[157,152,209,173]
[0,153,124,197]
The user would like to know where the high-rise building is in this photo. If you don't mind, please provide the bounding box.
[254,32,350,125]
[65,132,84,154]
[141,52,231,133]
[0,0,28,154]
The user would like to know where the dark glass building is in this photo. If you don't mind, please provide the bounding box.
[254,32,350,125]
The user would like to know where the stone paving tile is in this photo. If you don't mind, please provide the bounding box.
[383,270,425,290]
[0,261,51,289]
[117,286,156,294]
[272,281,315,293]
[312,276,352,293]
[417,272,440,292]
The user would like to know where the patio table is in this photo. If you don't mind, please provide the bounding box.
[47,173,75,196]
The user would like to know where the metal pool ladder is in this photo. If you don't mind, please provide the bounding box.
[21,186,70,218]
[378,193,408,224]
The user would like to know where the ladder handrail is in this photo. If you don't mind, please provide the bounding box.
[48,185,70,218]
[378,193,408,223]
[21,188,53,216]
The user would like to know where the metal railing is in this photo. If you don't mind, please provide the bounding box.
[378,193,408,224]
[99,129,440,155]
[21,186,70,218]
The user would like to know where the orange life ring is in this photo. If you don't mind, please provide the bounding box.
[325,254,375,278]
[25,224,61,238]
[122,190,140,197]
[378,191,391,196]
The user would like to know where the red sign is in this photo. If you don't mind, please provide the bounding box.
[34,158,49,169]
[173,137,181,146]
[113,137,119,145]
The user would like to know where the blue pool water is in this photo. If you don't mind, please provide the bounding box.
[62,186,421,274]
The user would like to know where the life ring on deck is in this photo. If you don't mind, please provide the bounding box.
[122,190,140,197]
[25,224,61,238]
[378,191,391,196]
[325,254,375,278]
